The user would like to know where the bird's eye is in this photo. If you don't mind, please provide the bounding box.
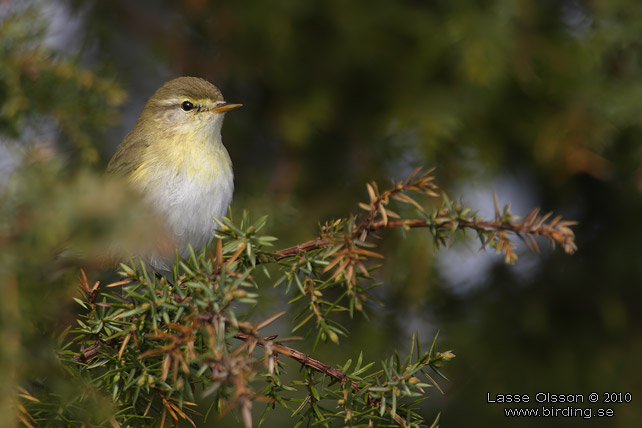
[181,101,194,111]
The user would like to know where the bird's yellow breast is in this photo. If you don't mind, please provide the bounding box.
[129,130,232,188]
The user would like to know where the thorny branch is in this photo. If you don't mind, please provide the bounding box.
[74,266,437,428]
[233,332,360,391]
[232,328,450,428]
[66,167,576,428]
[273,168,577,263]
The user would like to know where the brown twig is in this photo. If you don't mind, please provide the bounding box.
[272,237,330,260]
[70,339,119,363]
[234,331,418,426]
[273,211,577,261]
[271,168,576,263]
[233,332,361,391]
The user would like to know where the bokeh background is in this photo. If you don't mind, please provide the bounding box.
[2,0,642,426]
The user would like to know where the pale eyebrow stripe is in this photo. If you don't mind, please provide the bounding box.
[158,98,183,106]
[160,98,218,105]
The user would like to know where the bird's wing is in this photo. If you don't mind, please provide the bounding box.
[106,130,148,176]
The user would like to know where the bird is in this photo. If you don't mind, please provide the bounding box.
[106,76,241,273]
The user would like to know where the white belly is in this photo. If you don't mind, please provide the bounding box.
[164,168,233,251]
[142,152,234,271]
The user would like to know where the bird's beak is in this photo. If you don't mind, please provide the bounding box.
[209,103,243,113]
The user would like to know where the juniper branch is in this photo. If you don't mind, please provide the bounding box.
[273,168,577,262]
[233,332,361,391]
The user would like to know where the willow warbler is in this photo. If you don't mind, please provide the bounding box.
[107,77,241,272]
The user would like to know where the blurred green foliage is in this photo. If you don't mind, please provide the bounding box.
[2,0,642,426]
[0,3,125,163]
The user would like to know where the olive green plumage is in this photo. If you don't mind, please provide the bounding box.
[107,77,241,272]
